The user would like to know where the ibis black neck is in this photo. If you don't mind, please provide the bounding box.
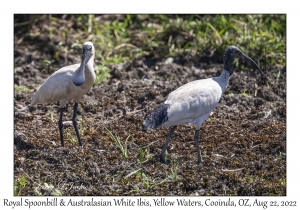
[223,49,233,75]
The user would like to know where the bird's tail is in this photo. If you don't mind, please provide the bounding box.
[143,103,170,130]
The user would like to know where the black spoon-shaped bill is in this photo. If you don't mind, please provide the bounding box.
[73,45,92,86]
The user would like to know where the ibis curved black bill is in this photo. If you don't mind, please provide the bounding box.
[225,46,264,77]
[73,45,92,86]
[242,53,263,76]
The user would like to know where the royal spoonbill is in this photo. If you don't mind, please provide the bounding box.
[143,46,263,164]
[30,41,96,147]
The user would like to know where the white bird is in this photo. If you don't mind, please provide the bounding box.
[30,41,96,147]
[143,46,263,164]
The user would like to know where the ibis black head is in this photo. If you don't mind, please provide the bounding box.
[73,42,95,86]
[223,46,263,76]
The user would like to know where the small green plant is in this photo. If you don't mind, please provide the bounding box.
[240,90,251,97]
[135,172,150,189]
[49,105,54,122]
[168,76,174,81]
[139,147,152,166]
[94,65,111,85]
[226,93,235,97]
[171,160,179,181]
[14,176,28,196]
[208,115,215,122]
[129,189,139,194]
[279,180,286,186]
[78,118,85,135]
[104,126,133,158]
[142,173,150,188]
[14,84,30,92]
[276,70,281,81]
[53,189,63,196]
[160,150,169,164]
[42,59,55,68]
[144,147,152,161]
[278,152,284,160]
[65,128,77,144]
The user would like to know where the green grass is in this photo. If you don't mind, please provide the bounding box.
[15,174,63,196]
[104,126,133,159]
[14,175,28,196]
[226,93,235,97]
[65,128,77,144]
[171,160,179,181]
[240,90,252,97]
[77,117,85,135]
[48,105,54,122]
[41,59,55,69]
[16,14,286,85]
[135,172,151,189]
[14,84,30,92]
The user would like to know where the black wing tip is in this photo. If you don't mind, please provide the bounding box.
[142,120,157,130]
[143,103,170,130]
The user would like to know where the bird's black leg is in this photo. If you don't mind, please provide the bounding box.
[72,102,83,146]
[160,126,177,164]
[58,108,64,147]
[194,129,203,164]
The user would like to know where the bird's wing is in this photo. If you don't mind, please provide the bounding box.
[30,64,79,106]
[165,78,223,123]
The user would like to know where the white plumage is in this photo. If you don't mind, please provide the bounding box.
[30,41,96,147]
[162,71,229,128]
[143,46,263,164]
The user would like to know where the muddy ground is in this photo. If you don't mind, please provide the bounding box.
[14,15,286,196]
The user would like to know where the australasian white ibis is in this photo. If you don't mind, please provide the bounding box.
[30,41,96,147]
[143,46,263,164]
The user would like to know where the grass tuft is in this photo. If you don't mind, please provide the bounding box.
[104,126,132,159]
